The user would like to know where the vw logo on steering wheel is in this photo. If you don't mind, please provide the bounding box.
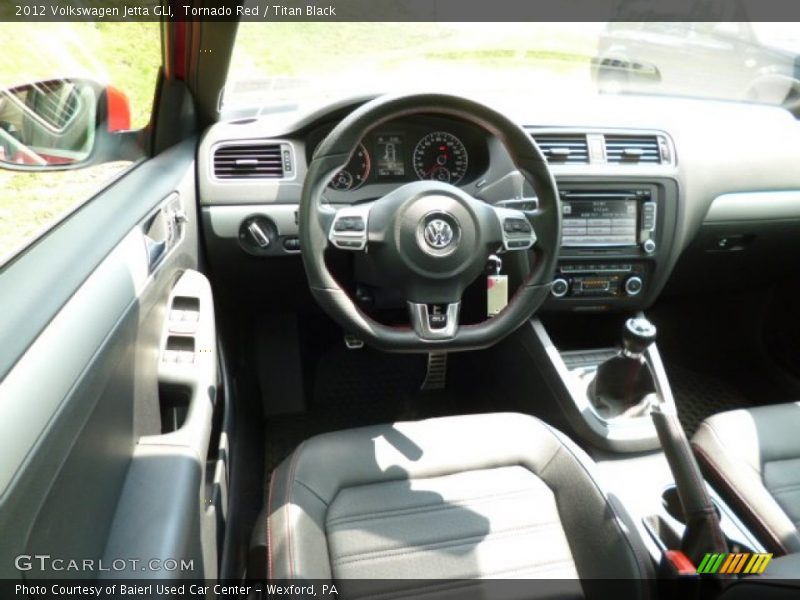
[424,219,455,249]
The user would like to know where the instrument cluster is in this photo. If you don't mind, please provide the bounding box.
[306,116,490,196]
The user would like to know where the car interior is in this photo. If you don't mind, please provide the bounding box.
[1,13,800,600]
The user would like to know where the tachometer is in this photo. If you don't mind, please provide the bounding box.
[329,143,370,191]
[413,132,468,184]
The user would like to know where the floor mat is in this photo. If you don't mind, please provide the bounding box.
[666,363,751,437]
[265,347,456,473]
[311,345,428,409]
[263,392,464,478]
[264,345,496,478]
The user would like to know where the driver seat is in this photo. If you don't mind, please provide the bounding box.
[261,412,653,598]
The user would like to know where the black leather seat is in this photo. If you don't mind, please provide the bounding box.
[261,412,653,598]
[692,402,800,554]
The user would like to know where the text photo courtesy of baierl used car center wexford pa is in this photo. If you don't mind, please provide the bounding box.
[1,1,800,599]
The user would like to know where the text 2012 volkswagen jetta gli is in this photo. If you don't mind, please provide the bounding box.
[1,4,800,600]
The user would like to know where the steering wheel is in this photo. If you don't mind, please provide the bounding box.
[299,93,561,352]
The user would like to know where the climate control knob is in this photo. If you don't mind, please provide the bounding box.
[551,278,569,298]
[624,276,643,297]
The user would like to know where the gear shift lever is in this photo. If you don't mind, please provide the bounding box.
[621,317,658,356]
[589,317,658,417]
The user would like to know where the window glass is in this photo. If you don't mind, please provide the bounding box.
[224,21,800,114]
[0,23,160,265]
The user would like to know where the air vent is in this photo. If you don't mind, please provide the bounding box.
[531,134,589,164]
[604,135,662,164]
[213,142,289,179]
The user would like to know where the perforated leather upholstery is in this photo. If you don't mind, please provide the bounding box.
[263,412,653,599]
[692,402,800,554]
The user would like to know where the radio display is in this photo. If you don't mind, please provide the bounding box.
[562,198,638,247]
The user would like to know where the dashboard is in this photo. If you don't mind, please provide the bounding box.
[198,93,800,313]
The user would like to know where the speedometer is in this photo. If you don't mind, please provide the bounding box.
[329,143,370,191]
[413,132,468,185]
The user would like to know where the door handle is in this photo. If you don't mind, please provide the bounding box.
[143,195,186,271]
[144,235,167,270]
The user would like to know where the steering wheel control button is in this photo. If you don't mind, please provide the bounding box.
[503,218,532,234]
[625,276,644,296]
[333,216,365,232]
[493,206,537,252]
[329,204,372,251]
[551,278,569,298]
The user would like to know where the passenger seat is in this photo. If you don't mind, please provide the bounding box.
[692,402,800,555]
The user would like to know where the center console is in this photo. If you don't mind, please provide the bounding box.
[547,179,679,311]
[527,314,672,453]
[519,314,769,582]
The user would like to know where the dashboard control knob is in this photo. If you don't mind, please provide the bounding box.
[551,278,569,298]
[642,239,656,254]
[247,221,270,248]
[625,276,644,296]
[239,216,277,255]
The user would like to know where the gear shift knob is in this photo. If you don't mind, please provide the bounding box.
[589,316,658,416]
[623,317,657,357]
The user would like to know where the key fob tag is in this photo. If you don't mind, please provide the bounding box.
[487,274,509,317]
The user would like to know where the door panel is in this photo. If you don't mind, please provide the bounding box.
[0,139,196,379]
[0,140,220,580]
[104,270,220,579]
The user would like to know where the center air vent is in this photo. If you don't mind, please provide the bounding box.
[604,135,662,164]
[531,134,589,164]
[213,142,292,179]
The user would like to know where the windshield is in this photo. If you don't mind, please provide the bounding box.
[223,21,800,114]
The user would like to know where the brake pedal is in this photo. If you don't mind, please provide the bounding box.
[421,352,447,390]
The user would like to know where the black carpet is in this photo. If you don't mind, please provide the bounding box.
[666,363,750,437]
[263,344,503,477]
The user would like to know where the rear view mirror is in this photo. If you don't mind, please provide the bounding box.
[0,78,132,170]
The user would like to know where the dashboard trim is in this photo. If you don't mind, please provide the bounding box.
[205,204,300,239]
[704,190,800,222]
[526,127,676,164]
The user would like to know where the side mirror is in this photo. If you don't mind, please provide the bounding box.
[0,78,135,171]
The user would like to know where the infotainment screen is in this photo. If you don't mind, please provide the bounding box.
[561,198,638,247]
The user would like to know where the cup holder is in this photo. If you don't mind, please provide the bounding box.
[660,485,755,555]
